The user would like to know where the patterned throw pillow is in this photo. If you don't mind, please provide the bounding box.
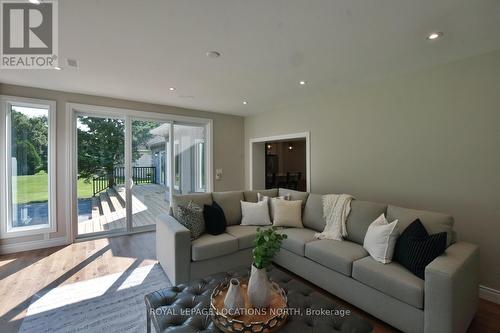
[175,201,205,240]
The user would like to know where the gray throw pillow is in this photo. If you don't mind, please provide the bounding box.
[175,201,205,239]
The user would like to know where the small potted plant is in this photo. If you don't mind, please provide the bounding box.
[248,227,287,308]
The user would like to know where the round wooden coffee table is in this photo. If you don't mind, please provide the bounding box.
[210,278,288,333]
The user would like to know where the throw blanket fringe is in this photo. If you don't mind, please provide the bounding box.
[315,194,354,240]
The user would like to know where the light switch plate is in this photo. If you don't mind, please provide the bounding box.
[215,168,223,180]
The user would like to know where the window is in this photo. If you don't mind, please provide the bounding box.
[174,141,180,190]
[1,96,56,237]
[195,140,206,192]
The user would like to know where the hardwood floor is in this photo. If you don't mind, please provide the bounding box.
[0,232,498,333]
[0,232,156,333]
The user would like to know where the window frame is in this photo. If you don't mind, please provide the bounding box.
[0,96,57,238]
[173,140,180,191]
[194,139,206,192]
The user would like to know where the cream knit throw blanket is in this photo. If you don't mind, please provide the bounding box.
[314,194,354,240]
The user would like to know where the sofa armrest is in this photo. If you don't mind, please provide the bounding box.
[424,242,479,333]
[156,213,191,285]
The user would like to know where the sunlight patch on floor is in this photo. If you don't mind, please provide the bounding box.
[27,264,155,316]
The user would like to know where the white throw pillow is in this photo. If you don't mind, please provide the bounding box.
[258,193,290,222]
[272,199,303,228]
[257,193,290,201]
[240,199,272,226]
[363,214,399,264]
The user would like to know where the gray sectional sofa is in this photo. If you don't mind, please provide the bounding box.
[156,188,479,333]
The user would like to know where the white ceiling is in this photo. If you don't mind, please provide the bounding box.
[1,0,500,116]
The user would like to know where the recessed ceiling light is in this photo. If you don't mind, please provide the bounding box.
[168,87,175,91]
[29,0,41,4]
[206,51,221,58]
[54,66,62,70]
[242,101,248,105]
[299,80,306,85]
[426,32,443,40]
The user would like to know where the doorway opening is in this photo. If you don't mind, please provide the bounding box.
[249,132,310,192]
[265,140,306,191]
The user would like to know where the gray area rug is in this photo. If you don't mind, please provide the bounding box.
[19,264,171,333]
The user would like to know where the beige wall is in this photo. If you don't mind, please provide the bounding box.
[0,84,244,247]
[245,49,500,291]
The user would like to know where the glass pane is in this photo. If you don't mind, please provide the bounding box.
[76,115,126,236]
[173,124,206,195]
[131,119,170,229]
[10,106,50,229]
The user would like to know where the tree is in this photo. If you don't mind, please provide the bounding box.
[77,117,159,187]
[14,140,42,175]
[11,110,47,175]
[78,117,125,187]
[132,120,158,161]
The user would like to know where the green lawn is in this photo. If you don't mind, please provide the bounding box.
[14,172,94,204]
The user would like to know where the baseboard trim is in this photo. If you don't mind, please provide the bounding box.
[480,285,500,304]
[0,236,69,255]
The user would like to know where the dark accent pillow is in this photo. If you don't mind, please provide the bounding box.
[393,219,428,264]
[394,219,447,279]
[203,201,227,235]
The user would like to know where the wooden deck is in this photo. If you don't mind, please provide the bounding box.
[77,184,169,235]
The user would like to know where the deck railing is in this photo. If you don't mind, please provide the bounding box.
[92,166,157,196]
[92,174,109,197]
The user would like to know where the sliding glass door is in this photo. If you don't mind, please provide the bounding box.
[173,123,207,195]
[73,105,211,239]
[76,114,127,236]
[130,119,170,230]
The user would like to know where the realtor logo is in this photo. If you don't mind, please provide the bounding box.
[1,0,58,69]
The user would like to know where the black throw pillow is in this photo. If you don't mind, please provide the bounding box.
[393,219,447,279]
[393,219,428,264]
[203,201,227,235]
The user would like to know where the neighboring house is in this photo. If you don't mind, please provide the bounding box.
[132,146,152,169]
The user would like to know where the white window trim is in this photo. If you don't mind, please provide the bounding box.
[0,95,57,238]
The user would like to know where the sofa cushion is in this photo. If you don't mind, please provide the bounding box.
[278,188,309,207]
[171,193,213,216]
[243,189,278,203]
[305,240,368,276]
[346,200,388,245]
[225,225,272,250]
[191,233,238,261]
[386,205,455,246]
[212,191,244,226]
[302,193,325,232]
[277,228,316,256]
[352,256,424,309]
